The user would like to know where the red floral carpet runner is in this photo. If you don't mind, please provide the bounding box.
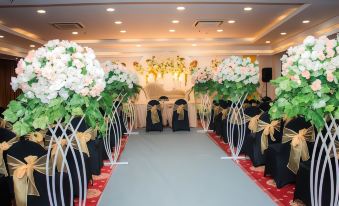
[74,136,129,206]
[207,132,300,206]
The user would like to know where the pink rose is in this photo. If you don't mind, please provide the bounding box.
[310,79,322,91]
[318,52,326,61]
[326,49,335,58]
[301,70,310,79]
[326,71,334,82]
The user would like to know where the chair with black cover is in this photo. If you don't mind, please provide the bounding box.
[0,107,5,119]
[0,128,18,206]
[7,139,70,206]
[258,101,271,112]
[159,96,169,102]
[220,100,232,143]
[172,99,190,131]
[209,101,219,131]
[214,100,226,137]
[146,100,163,132]
[261,96,272,102]
[247,112,282,167]
[242,106,262,156]
[264,117,314,188]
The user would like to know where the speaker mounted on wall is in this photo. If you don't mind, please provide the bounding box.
[262,67,272,83]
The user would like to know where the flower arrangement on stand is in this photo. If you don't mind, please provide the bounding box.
[268,35,339,206]
[215,56,260,160]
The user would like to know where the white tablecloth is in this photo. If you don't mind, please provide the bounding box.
[134,101,197,128]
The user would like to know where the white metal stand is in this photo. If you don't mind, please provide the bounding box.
[197,94,213,133]
[122,99,139,135]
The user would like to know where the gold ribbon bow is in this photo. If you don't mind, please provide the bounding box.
[26,131,45,147]
[213,106,221,118]
[7,154,51,206]
[147,104,160,124]
[50,138,68,173]
[174,104,187,120]
[76,128,96,157]
[0,136,18,176]
[0,118,13,130]
[257,120,280,153]
[282,127,315,174]
[221,108,229,120]
[229,108,241,125]
[245,114,261,133]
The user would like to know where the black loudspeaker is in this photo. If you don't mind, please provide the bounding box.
[262,67,272,83]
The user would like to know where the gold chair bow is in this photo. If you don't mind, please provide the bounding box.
[245,114,261,133]
[76,128,96,157]
[229,108,241,125]
[147,104,160,124]
[174,104,187,120]
[221,108,229,120]
[257,120,280,153]
[26,131,45,147]
[282,127,315,174]
[0,118,13,130]
[50,138,69,173]
[0,136,18,176]
[7,154,51,206]
[213,106,221,119]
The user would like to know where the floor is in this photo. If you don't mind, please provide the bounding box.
[98,128,276,206]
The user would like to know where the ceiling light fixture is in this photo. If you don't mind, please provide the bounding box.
[106,8,115,12]
[169,29,176,32]
[30,44,35,48]
[0,35,4,38]
[37,9,46,14]
[177,6,185,11]
[115,21,122,25]
[280,32,287,35]
[192,43,197,47]
[302,20,310,24]
[72,31,78,35]
[228,20,236,24]
[244,7,252,11]
[120,30,127,33]
[217,29,223,32]
[172,20,180,24]
[265,40,271,44]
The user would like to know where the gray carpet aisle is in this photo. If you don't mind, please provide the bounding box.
[98,128,276,206]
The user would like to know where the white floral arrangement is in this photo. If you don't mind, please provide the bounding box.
[103,61,139,89]
[270,35,339,129]
[214,56,259,99]
[11,39,106,103]
[192,67,214,84]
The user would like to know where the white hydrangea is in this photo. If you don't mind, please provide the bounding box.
[102,61,139,89]
[191,67,213,84]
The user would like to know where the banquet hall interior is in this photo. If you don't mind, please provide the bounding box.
[0,0,338,206]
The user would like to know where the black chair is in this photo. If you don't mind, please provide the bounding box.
[0,128,17,206]
[261,96,272,102]
[0,107,5,119]
[242,106,262,156]
[221,100,232,143]
[247,112,282,167]
[159,96,169,102]
[172,99,190,131]
[146,100,163,132]
[214,100,226,137]
[7,139,70,206]
[264,117,314,188]
[209,101,219,131]
[258,101,271,112]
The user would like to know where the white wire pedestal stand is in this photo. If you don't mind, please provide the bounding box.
[310,115,339,206]
[197,94,213,133]
[122,99,139,135]
[46,115,88,206]
[103,93,129,167]
[221,93,248,162]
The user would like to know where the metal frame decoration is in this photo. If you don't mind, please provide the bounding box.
[222,93,248,161]
[197,94,213,133]
[122,98,139,135]
[310,114,339,206]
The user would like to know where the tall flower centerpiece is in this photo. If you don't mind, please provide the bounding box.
[215,56,260,159]
[269,35,339,206]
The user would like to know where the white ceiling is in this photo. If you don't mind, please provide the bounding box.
[0,0,338,58]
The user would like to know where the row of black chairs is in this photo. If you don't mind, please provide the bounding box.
[209,98,336,206]
[146,99,190,132]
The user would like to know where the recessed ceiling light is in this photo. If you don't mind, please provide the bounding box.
[0,35,4,38]
[244,7,252,11]
[177,6,185,11]
[136,44,141,47]
[120,30,127,33]
[280,32,287,35]
[302,20,310,24]
[37,9,46,14]
[115,21,122,25]
[172,20,180,24]
[30,44,35,48]
[228,20,236,24]
[217,29,223,32]
[72,31,78,35]
[266,40,271,44]
[106,8,115,12]
[192,44,197,47]
[169,29,176,32]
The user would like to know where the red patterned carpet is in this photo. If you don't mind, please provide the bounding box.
[207,132,302,206]
[74,136,129,206]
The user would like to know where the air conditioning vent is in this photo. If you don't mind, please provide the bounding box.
[194,20,223,28]
[50,22,84,30]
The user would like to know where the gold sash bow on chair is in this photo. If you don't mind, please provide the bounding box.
[147,104,160,124]
[0,118,13,130]
[50,138,69,173]
[221,108,229,120]
[0,136,18,176]
[26,131,45,147]
[257,120,280,153]
[174,104,187,120]
[7,154,51,206]
[76,128,96,157]
[229,108,241,125]
[245,114,261,133]
[213,106,221,119]
[282,127,315,174]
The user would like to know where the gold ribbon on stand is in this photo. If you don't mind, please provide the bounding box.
[221,108,229,120]
[256,120,280,153]
[147,104,160,124]
[0,136,18,176]
[282,127,315,174]
[7,154,51,206]
[174,104,187,120]
[0,118,13,130]
[26,131,46,148]
[245,114,261,133]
